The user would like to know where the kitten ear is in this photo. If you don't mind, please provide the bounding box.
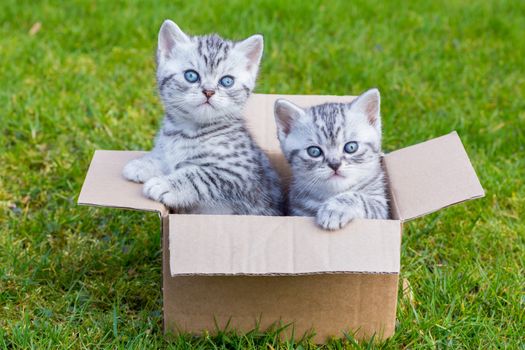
[351,88,381,128]
[158,20,190,60]
[236,34,264,73]
[274,99,304,140]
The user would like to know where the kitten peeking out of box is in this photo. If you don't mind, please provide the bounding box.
[274,89,390,230]
[122,19,389,229]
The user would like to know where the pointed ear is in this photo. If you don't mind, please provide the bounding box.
[274,99,304,140]
[158,20,190,61]
[350,88,381,127]
[235,34,264,74]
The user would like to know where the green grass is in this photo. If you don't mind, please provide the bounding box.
[1,0,524,348]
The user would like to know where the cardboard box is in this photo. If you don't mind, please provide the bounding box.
[77,93,484,342]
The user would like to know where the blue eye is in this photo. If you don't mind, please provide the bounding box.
[184,70,199,83]
[219,75,234,88]
[344,141,359,154]
[306,146,323,158]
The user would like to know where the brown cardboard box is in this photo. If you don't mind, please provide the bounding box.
[77,94,484,342]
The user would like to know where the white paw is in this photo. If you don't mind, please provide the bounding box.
[143,176,173,204]
[143,176,197,208]
[122,158,159,183]
[316,200,357,231]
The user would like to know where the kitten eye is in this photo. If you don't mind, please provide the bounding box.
[219,75,234,88]
[344,141,359,154]
[306,146,323,158]
[184,70,199,83]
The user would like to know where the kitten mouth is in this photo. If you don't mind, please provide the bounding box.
[199,101,215,109]
[330,173,345,179]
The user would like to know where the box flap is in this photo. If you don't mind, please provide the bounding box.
[169,214,401,276]
[384,131,485,221]
[78,150,167,214]
[244,94,356,153]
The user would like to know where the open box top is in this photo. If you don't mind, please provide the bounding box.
[77,93,484,276]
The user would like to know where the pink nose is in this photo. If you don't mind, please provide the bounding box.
[203,89,215,98]
[328,162,341,171]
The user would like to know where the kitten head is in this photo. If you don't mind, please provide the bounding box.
[156,20,263,125]
[274,89,383,193]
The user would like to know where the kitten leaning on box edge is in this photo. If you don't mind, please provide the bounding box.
[274,89,390,230]
[122,19,283,215]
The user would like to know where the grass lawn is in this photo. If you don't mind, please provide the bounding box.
[1,0,524,348]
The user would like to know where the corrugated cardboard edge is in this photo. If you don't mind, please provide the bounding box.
[167,271,399,277]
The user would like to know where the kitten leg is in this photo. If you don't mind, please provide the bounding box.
[143,164,241,209]
[316,193,367,230]
[122,153,163,183]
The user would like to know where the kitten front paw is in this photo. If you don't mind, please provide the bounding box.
[143,176,197,209]
[122,158,159,183]
[143,176,176,207]
[316,201,357,231]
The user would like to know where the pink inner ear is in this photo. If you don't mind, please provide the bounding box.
[246,43,262,62]
[281,116,292,135]
[159,29,175,58]
[366,101,379,125]
[277,112,292,135]
[245,42,262,71]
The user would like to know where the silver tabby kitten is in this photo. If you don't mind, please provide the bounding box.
[274,89,389,229]
[123,20,282,215]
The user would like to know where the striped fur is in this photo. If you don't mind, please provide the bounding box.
[123,20,283,215]
[274,89,389,230]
